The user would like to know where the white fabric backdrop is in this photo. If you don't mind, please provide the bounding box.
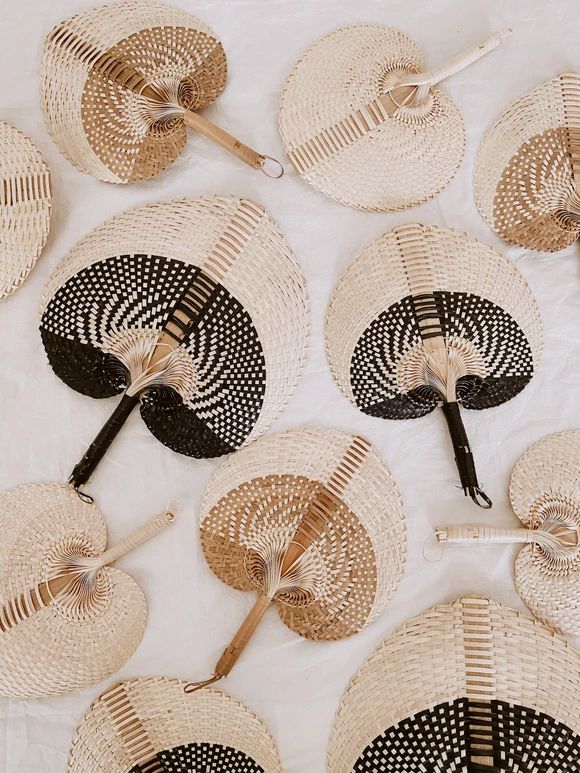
[1,0,579,770]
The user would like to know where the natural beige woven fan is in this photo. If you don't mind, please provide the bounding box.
[475,73,580,252]
[42,0,282,183]
[326,222,543,507]
[436,430,580,637]
[186,427,406,691]
[0,482,172,698]
[279,25,509,211]
[328,595,580,772]
[40,196,308,493]
[68,677,281,772]
[0,120,51,299]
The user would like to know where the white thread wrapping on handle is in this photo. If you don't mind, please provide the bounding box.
[92,512,174,568]
[436,526,533,544]
[396,29,512,92]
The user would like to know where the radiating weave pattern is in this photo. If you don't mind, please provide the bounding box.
[40,196,308,457]
[326,222,543,412]
[42,0,227,182]
[328,595,580,772]
[0,120,51,298]
[68,677,282,772]
[200,427,406,640]
[0,482,146,698]
[509,430,580,636]
[279,24,465,211]
[475,73,580,251]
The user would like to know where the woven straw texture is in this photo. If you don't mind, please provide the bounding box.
[201,427,406,642]
[279,24,465,211]
[509,429,580,637]
[326,222,543,502]
[0,482,148,699]
[42,0,227,183]
[68,677,282,772]
[475,72,580,252]
[40,195,308,466]
[328,595,580,772]
[0,120,51,298]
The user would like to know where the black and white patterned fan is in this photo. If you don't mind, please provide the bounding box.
[326,223,543,507]
[68,677,281,772]
[40,196,308,491]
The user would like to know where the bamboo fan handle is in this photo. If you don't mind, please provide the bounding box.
[92,512,174,568]
[69,392,140,490]
[184,593,272,693]
[441,401,492,509]
[182,111,283,178]
[395,29,511,91]
[436,526,534,544]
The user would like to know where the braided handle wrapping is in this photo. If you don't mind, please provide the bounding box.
[93,512,174,568]
[436,526,533,544]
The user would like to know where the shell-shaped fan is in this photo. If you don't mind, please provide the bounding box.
[186,427,406,691]
[328,595,580,772]
[279,24,509,211]
[0,120,51,299]
[326,222,543,508]
[68,677,281,772]
[39,195,309,492]
[475,73,580,252]
[437,430,580,637]
[41,0,282,183]
[0,482,173,698]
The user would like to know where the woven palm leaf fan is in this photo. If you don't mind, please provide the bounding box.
[475,73,580,252]
[0,120,51,299]
[185,427,406,692]
[279,25,510,211]
[41,0,283,183]
[68,677,281,772]
[436,430,580,637]
[39,196,308,493]
[0,481,173,699]
[328,595,580,772]
[326,222,543,508]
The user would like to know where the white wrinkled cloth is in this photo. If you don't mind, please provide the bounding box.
[1,1,579,771]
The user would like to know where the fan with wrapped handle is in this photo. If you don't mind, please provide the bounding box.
[0,481,173,698]
[326,222,543,508]
[42,0,283,183]
[185,427,406,692]
[39,195,308,495]
[279,24,510,211]
[436,430,580,637]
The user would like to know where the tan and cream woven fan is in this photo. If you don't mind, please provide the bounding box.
[279,25,509,211]
[475,73,580,252]
[326,223,543,508]
[0,482,173,699]
[185,427,406,692]
[436,430,580,637]
[328,595,580,772]
[42,0,283,183]
[68,677,281,772]
[0,120,51,299]
[40,196,308,493]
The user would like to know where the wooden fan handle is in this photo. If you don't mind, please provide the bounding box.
[183,110,263,169]
[214,593,272,677]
